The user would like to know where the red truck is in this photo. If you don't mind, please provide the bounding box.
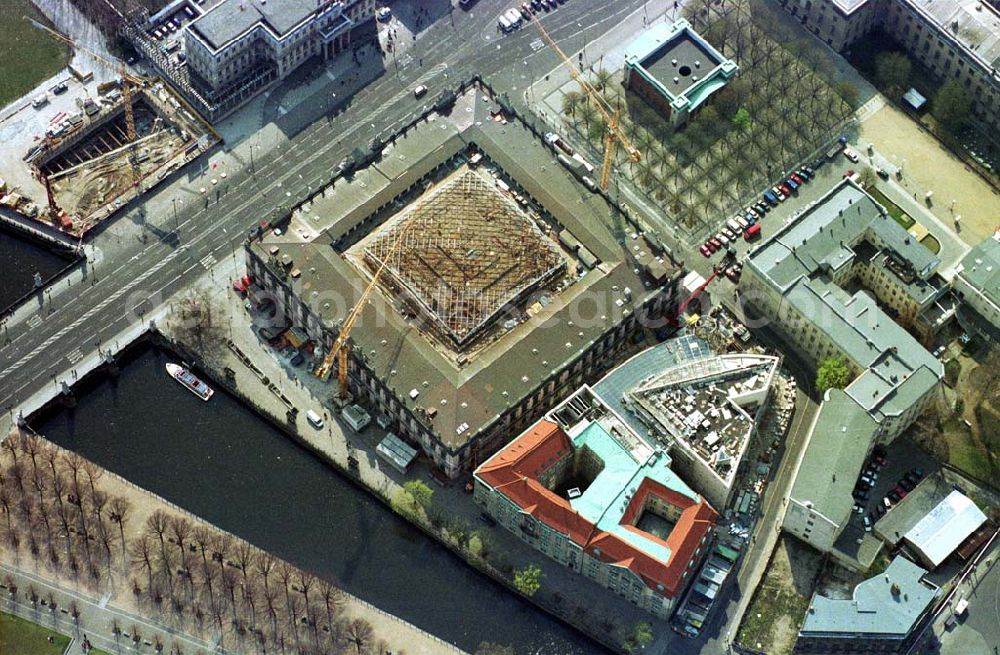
[744,223,761,241]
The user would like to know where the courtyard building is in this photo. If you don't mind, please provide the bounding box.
[623,19,738,128]
[740,180,944,557]
[778,0,1000,128]
[245,84,683,479]
[473,386,717,619]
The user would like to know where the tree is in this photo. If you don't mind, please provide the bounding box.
[732,107,751,132]
[874,52,911,97]
[560,90,583,117]
[816,357,853,393]
[346,618,374,654]
[628,621,653,652]
[835,80,860,109]
[109,496,131,568]
[932,80,972,134]
[168,288,228,364]
[594,69,614,92]
[513,564,542,597]
[856,166,878,189]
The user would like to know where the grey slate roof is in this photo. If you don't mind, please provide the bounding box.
[790,389,878,524]
[801,556,938,637]
[190,0,320,49]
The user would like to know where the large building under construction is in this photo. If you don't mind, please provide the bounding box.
[245,83,683,478]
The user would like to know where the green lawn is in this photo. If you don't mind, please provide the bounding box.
[0,612,70,655]
[0,1,72,109]
[868,187,915,229]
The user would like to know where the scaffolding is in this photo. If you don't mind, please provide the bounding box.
[362,169,566,349]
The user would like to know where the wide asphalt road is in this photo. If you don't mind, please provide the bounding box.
[0,0,652,416]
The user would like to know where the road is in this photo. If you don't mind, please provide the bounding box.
[0,0,653,423]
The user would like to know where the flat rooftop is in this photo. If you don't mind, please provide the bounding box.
[189,0,324,49]
[640,32,720,98]
[914,0,1000,69]
[251,86,676,449]
[626,353,779,483]
[957,229,1000,308]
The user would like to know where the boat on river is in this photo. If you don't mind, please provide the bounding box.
[165,362,214,401]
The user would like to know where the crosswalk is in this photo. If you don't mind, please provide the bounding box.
[530,38,545,52]
[66,348,83,365]
[27,315,42,330]
[199,253,217,269]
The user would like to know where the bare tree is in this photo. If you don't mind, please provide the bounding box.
[168,288,229,364]
[146,510,174,596]
[346,618,374,655]
[169,516,194,599]
[109,496,131,569]
[131,533,156,594]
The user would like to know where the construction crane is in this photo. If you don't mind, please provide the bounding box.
[24,16,146,192]
[313,215,421,397]
[668,249,737,329]
[528,12,641,190]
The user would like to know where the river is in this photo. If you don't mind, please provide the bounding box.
[0,226,73,312]
[29,341,604,655]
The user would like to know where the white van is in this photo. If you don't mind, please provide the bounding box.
[306,409,324,429]
[505,8,523,26]
[498,14,512,32]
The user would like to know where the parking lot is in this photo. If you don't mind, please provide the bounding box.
[835,437,941,554]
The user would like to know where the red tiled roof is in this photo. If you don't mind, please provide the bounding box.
[476,420,718,597]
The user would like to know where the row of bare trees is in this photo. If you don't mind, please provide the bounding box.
[0,433,131,587]
[559,0,853,239]
[1,432,389,655]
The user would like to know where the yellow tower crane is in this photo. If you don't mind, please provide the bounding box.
[528,12,641,190]
[313,214,421,398]
[24,16,146,192]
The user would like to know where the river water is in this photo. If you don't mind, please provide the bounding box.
[0,226,72,312]
[29,341,603,655]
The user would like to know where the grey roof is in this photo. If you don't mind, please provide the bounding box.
[791,389,878,523]
[957,231,1000,308]
[904,490,987,567]
[251,88,676,451]
[915,0,1000,70]
[190,0,321,49]
[801,556,938,637]
[746,180,943,428]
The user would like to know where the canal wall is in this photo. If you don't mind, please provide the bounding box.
[158,330,626,655]
[0,211,84,319]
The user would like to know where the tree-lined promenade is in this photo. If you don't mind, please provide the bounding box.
[0,429,463,655]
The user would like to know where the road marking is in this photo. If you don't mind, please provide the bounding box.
[66,348,83,364]
[27,315,42,329]
[398,53,414,67]
[200,253,217,269]
[530,38,544,52]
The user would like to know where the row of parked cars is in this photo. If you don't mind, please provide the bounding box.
[852,447,926,531]
[499,0,568,31]
[700,163,818,263]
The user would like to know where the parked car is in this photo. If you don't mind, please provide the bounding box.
[900,477,916,492]
[716,232,729,246]
[785,177,799,191]
[709,237,722,250]
[876,167,890,179]
[725,265,741,283]
[722,228,737,240]
[875,503,887,518]
[754,202,769,214]
[888,490,901,503]
[893,486,908,500]
[746,207,760,219]
[843,147,860,162]
[778,183,792,196]
[413,84,428,98]
[744,223,761,241]
[771,186,786,201]
[763,190,779,205]
[797,168,811,180]
[863,516,872,532]
[790,172,804,185]
[50,82,68,95]
[883,496,893,509]
[911,467,924,479]
[699,244,713,258]
[854,489,869,502]
[801,164,815,177]
[843,169,856,179]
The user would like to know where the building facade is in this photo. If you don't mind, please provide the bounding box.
[778,0,1000,128]
[473,388,717,619]
[184,0,373,103]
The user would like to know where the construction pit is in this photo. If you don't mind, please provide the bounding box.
[344,166,576,358]
[24,80,217,235]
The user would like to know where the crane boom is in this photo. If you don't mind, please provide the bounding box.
[528,11,640,190]
[24,15,145,192]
